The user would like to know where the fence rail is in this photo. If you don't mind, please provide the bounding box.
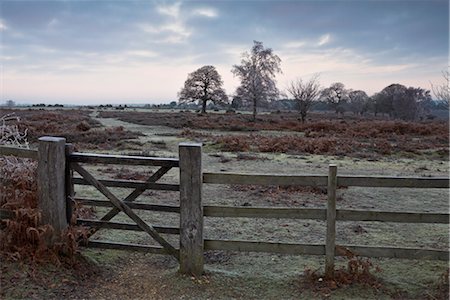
[0,146,38,160]
[203,206,449,223]
[2,142,450,278]
[203,240,449,261]
[203,172,449,188]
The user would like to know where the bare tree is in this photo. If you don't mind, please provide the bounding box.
[178,65,228,114]
[348,90,370,115]
[431,69,449,109]
[320,82,349,115]
[5,100,15,108]
[232,41,282,121]
[287,74,321,123]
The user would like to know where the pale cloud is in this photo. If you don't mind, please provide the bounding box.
[284,41,306,49]
[192,8,218,18]
[157,2,181,18]
[139,2,193,44]
[317,34,331,46]
[0,19,7,31]
[126,50,159,58]
[283,34,331,49]
[47,18,59,28]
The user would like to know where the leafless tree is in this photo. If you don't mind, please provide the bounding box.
[348,90,370,115]
[320,82,349,115]
[5,100,15,108]
[287,74,321,123]
[178,65,228,114]
[232,41,282,121]
[431,69,449,109]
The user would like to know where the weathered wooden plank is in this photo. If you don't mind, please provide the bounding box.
[0,146,38,160]
[337,245,449,261]
[203,172,328,186]
[203,206,326,220]
[325,164,337,277]
[65,144,75,223]
[37,137,68,244]
[72,163,179,259]
[204,239,325,255]
[69,152,179,167]
[337,210,450,224]
[179,143,204,276]
[338,176,449,188]
[99,166,172,231]
[203,240,448,261]
[203,172,448,189]
[0,208,14,220]
[75,198,180,213]
[76,219,180,234]
[84,240,176,255]
[72,177,179,191]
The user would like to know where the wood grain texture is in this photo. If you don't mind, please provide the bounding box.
[77,219,179,234]
[203,206,326,220]
[325,164,337,277]
[337,210,449,223]
[0,146,38,160]
[203,172,327,186]
[69,152,179,167]
[337,245,449,261]
[37,137,68,243]
[179,143,204,276]
[338,176,449,188]
[75,198,180,212]
[72,177,179,190]
[204,239,325,255]
[84,240,177,255]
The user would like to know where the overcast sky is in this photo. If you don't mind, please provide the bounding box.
[1,0,448,105]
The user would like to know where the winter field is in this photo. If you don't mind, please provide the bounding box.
[1,107,449,299]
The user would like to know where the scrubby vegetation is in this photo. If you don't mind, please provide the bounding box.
[153,112,449,158]
[0,109,143,150]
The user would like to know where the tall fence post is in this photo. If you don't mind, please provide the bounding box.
[65,143,75,224]
[179,142,203,276]
[325,164,337,277]
[37,137,68,244]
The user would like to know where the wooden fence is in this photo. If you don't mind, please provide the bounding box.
[1,138,449,277]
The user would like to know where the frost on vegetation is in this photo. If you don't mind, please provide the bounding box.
[0,113,29,148]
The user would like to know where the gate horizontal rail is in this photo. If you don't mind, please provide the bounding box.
[77,219,180,234]
[72,177,179,191]
[69,152,179,167]
[75,198,180,213]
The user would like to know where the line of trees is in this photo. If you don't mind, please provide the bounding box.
[178,41,448,121]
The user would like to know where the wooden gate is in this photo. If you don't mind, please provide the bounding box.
[67,151,182,260]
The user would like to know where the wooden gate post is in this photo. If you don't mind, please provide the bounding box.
[38,137,68,243]
[179,142,203,276]
[325,164,337,277]
[65,144,75,224]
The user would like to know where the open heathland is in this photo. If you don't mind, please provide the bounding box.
[99,110,449,159]
[0,109,143,150]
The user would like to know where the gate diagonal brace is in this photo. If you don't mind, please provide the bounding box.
[72,163,179,260]
[101,166,172,222]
